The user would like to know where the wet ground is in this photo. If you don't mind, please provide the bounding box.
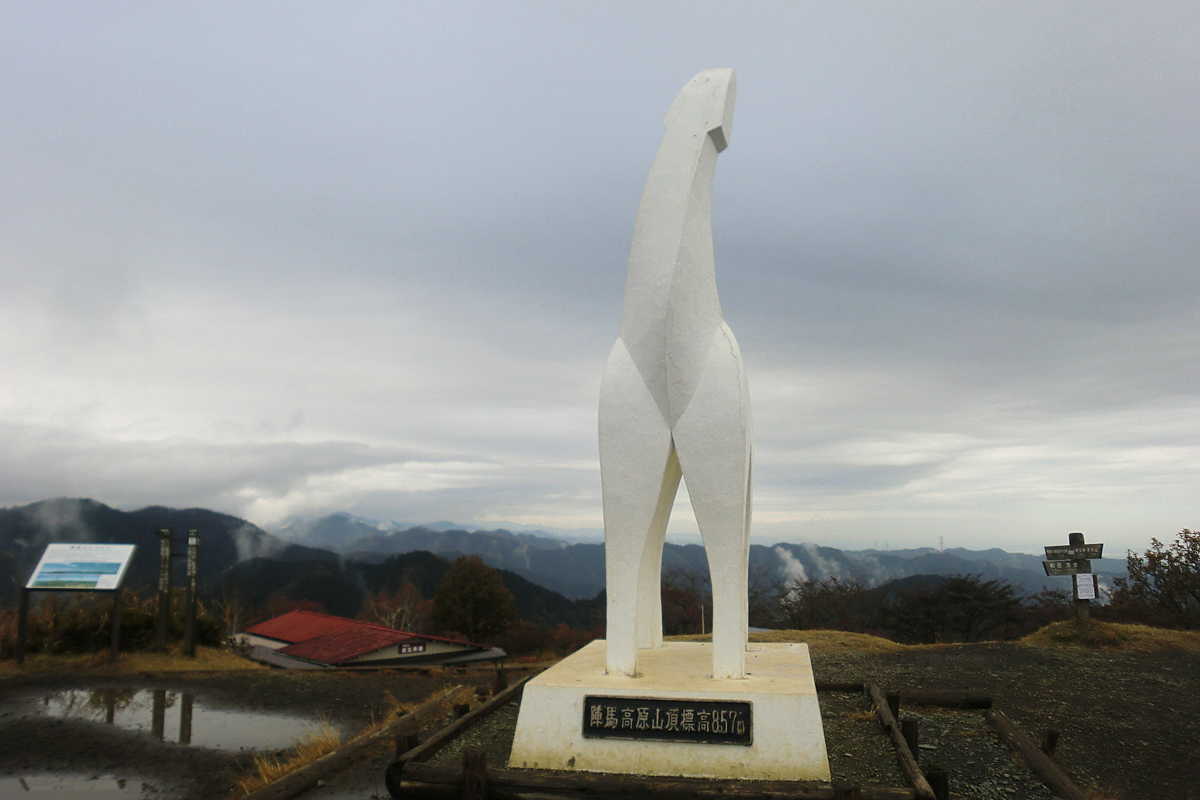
[0,669,490,800]
[33,687,331,751]
[0,773,149,799]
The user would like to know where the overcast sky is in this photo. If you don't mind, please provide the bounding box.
[2,2,1197,555]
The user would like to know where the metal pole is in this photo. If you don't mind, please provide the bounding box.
[16,587,29,666]
[109,587,123,664]
[183,529,199,657]
[155,528,173,652]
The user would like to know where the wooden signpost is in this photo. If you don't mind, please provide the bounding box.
[1043,532,1102,621]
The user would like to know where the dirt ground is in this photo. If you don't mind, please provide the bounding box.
[1,640,1196,800]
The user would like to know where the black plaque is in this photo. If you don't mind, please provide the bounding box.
[1043,558,1090,576]
[1045,543,1103,560]
[582,696,752,745]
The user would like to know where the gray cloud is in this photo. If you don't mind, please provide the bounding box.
[1,3,1197,556]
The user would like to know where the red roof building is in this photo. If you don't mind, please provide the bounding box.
[241,610,504,669]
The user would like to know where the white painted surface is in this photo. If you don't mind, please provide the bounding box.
[240,633,286,651]
[509,641,830,781]
[344,638,464,663]
[600,68,752,680]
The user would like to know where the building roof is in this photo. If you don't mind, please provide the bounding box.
[281,625,410,665]
[244,610,486,666]
[245,610,362,644]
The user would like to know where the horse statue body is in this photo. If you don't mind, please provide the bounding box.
[600,68,752,680]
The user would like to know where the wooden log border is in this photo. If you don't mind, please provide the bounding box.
[399,675,532,764]
[866,683,936,800]
[896,689,991,709]
[241,684,463,800]
[387,680,924,800]
[395,760,916,800]
[986,708,1090,800]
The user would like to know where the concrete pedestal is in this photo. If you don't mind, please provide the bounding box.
[508,640,830,781]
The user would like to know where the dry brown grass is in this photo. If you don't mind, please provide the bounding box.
[0,645,263,676]
[668,629,906,654]
[234,720,341,795]
[353,689,418,741]
[234,684,467,796]
[1020,620,1200,653]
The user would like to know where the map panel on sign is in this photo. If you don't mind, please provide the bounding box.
[26,543,137,591]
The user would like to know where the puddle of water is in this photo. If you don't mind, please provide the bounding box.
[0,773,149,799]
[35,689,333,752]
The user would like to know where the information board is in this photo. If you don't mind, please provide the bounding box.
[1074,573,1098,600]
[25,543,136,591]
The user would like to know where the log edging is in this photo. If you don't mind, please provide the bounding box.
[986,707,1090,800]
[240,683,462,800]
[866,683,937,800]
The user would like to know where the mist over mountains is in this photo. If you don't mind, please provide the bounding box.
[0,501,1128,612]
[272,513,1128,599]
[0,498,334,605]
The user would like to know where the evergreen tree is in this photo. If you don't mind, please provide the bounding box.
[431,555,518,641]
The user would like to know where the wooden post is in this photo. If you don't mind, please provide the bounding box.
[987,708,1091,800]
[926,769,949,800]
[179,693,194,745]
[867,683,937,800]
[833,782,862,799]
[183,529,200,657]
[886,692,900,725]
[15,587,29,666]
[462,749,487,800]
[155,528,173,652]
[902,718,919,759]
[151,689,167,740]
[109,587,123,663]
[1068,532,1090,622]
[397,732,421,758]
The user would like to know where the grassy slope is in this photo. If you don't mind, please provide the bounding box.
[1018,619,1200,653]
[673,621,1200,655]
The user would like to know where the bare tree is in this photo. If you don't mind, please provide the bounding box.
[360,580,426,631]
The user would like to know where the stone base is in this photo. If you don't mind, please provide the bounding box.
[508,640,830,781]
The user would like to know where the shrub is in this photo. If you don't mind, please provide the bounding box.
[1111,529,1200,628]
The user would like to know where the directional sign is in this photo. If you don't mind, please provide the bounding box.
[1045,543,1103,561]
[1043,558,1091,577]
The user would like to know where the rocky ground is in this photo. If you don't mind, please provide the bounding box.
[811,642,1200,799]
[0,639,1196,799]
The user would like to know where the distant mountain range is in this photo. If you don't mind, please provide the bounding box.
[272,513,1129,599]
[1,501,1128,615]
[0,498,334,605]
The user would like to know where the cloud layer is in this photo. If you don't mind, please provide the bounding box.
[2,3,1197,554]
